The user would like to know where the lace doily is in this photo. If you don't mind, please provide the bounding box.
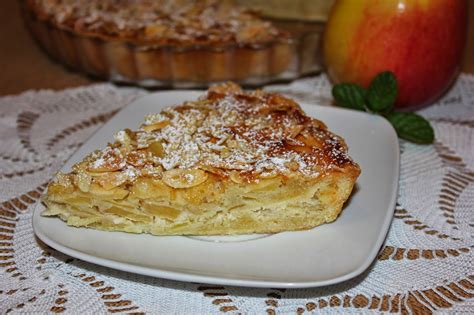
[0,74,473,314]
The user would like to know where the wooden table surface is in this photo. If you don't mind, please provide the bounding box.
[1,0,473,96]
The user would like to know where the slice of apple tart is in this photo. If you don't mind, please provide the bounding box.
[43,82,360,235]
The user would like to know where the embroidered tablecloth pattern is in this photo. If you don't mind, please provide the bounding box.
[0,74,473,314]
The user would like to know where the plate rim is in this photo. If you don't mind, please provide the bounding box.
[33,90,399,288]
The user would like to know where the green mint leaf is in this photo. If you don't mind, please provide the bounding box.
[386,112,434,144]
[332,83,366,111]
[367,71,397,113]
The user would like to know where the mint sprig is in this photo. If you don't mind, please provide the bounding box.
[386,112,434,144]
[332,71,434,144]
[332,83,367,111]
[366,71,397,113]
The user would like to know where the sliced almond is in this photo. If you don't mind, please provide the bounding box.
[126,150,148,167]
[219,147,230,158]
[87,150,125,173]
[87,162,123,173]
[199,165,227,178]
[74,171,92,192]
[53,173,74,187]
[267,93,299,111]
[297,134,323,148]
[141,165,163,177]
[114,129,134,146]
[148,141,165,157]
[285,161,300,172]
[142,120,170,132]
[229,171,244,184]
[258,171,278,179]
[47,180,74,195]
[130,178,171,199]
[162,169,208,189]
[226,139,238,149]
[288,125,304,138]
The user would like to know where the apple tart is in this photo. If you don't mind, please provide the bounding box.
[43,83,360,235]
[22,0,293,86]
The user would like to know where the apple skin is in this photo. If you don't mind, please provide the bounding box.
[323,0,468,109]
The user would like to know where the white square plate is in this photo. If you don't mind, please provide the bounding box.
[33,91,399,288]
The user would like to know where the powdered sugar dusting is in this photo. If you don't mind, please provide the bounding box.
[114,130,128,143]
[92,157,105,169]
[81,83,356,183]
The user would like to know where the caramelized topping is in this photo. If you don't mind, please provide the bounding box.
[59,82,357,188]
[29,0,285,45]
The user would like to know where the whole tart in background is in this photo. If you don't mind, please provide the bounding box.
[21,0,327,87]
[21,0,294,87]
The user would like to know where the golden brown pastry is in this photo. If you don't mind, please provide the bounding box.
[43,82,360,235]
[22,0,292,83]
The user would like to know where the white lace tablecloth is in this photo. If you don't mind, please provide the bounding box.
[0,74,473,314]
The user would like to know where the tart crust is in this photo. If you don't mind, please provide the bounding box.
[42,82,361,236]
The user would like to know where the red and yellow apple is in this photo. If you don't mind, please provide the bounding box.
[323,0,468,108]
